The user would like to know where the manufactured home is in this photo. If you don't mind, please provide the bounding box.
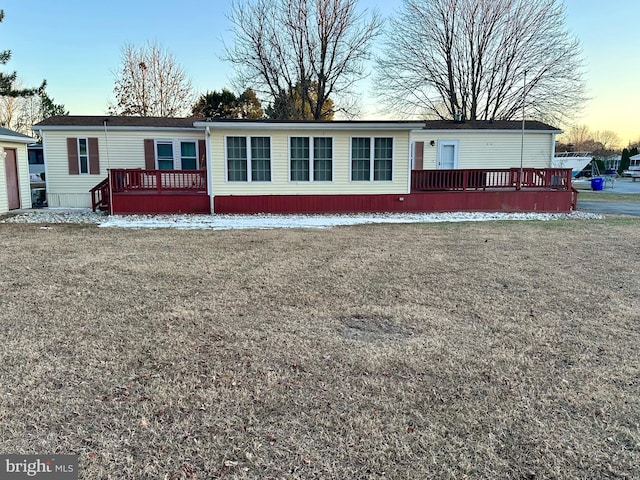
[34,116,575,214]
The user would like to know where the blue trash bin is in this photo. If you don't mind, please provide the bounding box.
[591,177,604,191]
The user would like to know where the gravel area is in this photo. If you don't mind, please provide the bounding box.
[0,209,105,224]
[0,209,603,229]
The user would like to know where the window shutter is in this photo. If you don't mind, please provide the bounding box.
[414,142,424,170]
[144,139,155,169]
[198,139,206,170]
[67,138,79,175]
[88,137,100,174]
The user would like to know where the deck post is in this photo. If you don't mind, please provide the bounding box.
[108,169,114,215]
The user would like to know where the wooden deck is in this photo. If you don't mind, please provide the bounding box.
[92,168,576,215]
[91,169,210,215]
[215,168,576,214]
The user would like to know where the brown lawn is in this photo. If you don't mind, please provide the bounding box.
[0,219,639,479]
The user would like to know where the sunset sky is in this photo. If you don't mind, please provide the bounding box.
[3,0,638,145]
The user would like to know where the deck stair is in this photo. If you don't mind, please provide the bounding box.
[90,177,110,212]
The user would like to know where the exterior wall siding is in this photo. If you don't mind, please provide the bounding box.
[41,129,204,207]
[209,129,412,196]
[0,142,30,214]
[411,131,553,170]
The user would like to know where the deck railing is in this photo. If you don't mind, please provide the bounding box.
[411,168,572,192]
[109,169,207,193]
[90,177,110,212]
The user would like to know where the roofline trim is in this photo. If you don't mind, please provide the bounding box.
[193,121,425,131]
[0,134,36,144]
[411,128,562,134]
[35,125,200,132]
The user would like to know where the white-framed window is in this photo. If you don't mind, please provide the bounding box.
[78,138,89,174]
[351,137,393,181]
[289,136,333,182]
[156,141,174,170]
[180,141,198,170]
[154,140,200,170]
[290,137,310,181]
[225,136,272,182]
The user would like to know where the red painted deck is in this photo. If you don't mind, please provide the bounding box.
[214,190,574,214]
[214,168,576,214]
[92,168,576,215]
[92,169,210,215]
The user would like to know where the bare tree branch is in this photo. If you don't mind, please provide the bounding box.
[225,0,381,119]
[376,0,587,125]
[110,41,194,117]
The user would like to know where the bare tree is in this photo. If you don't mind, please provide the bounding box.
[562,124,592,150]
[559,125,623,156]
[0,78,67,135]
[0,91,19,128]
[592,130,621,152]
[110,42,194,117]
[225,0,381,120]
[376,0,587,124]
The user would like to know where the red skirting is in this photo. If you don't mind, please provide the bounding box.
[214,191,573,214]
[111,192,210,214]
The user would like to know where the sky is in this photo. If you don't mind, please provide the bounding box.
[2,0,638,145]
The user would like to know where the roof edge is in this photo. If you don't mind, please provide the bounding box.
[412,128,562,134]
[195,120,425,131]
[0,134,36,144]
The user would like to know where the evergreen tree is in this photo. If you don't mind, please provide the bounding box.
[620,148,630,175]
[192,88,264,119]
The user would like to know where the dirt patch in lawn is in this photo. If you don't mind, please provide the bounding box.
[1,219,639,479]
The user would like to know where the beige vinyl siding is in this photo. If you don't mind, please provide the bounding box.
[210,129,412,196]
[0,142,30,213]
[42,129,204,207]
[411,131,554,170]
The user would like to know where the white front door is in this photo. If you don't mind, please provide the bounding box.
[438,140,459,169]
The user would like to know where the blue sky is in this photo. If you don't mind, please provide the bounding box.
[2,0,638,144]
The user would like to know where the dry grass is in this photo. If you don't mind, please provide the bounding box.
[1,219,639,479]
[578,192,640,203]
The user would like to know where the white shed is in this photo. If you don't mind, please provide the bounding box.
[0,127,36,214]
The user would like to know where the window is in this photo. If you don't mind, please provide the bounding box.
[156,141,174,170]
[226,136,271,182]
[351,137,370,181]
[227,137,248,181]
[374,138,393,181]
[180,141,197,170]
[313,137,332,181]
[290,137,310,181]
[251,137,271,181]
[289,137,333,182]
[68,137,99,175]
[28,149,44,165]
[351,137,393,181]
[78,138,89,174]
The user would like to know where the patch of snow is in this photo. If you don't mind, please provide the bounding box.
[98,211,603,230]
[1,209,604,229]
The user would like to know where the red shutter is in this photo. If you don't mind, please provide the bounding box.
[414,142,424,170]
[88,137,100,174]
[144,139,155,170]
[67,138,79,175]
[198,139,206,170]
